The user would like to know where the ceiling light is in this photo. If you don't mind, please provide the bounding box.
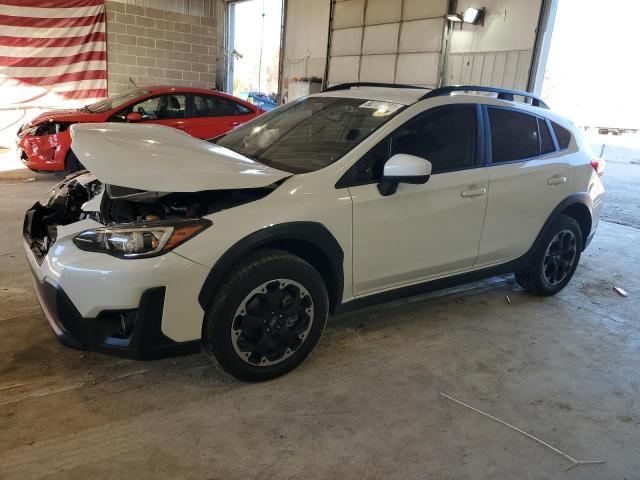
[446,13,462,22]
[463,7,483,24]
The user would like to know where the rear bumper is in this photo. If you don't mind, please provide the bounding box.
[31,274,200,359]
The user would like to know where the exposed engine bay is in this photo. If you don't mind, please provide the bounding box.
[23,171,279,262]
[19,120,71,137]
[102,183,275,224]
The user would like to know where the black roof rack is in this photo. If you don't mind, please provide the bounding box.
[323,82,427,92]
[420,85,549,109]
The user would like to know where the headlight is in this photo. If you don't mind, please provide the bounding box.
[73,219,211,258]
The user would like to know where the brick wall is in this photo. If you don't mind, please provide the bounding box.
[105,1,217,94]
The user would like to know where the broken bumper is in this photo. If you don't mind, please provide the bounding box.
[30,278,198,359]
[24,224,210,359]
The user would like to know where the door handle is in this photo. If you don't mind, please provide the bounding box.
[547,176,567,185]
[461,187,487,198]
[230,121,241,127]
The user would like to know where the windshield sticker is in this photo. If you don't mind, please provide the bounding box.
[358,100,403,113]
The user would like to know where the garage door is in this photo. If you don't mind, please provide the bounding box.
[326,0,448,87]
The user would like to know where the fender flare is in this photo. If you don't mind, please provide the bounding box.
[528,193,594,258]
[197,222,344,311]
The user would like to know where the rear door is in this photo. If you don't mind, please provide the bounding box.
[475,107,572,266]
[186,94,258,138]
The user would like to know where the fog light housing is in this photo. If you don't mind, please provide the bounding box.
[117,312,136,337]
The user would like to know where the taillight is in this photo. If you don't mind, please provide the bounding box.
[590,158,605,176]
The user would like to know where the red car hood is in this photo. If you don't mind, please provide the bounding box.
[29,109,104,126]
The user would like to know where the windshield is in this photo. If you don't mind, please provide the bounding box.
[215,96,404,173]
[85,88,150,113]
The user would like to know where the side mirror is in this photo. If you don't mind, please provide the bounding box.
[126,112,142,122]
[377,153,432,196]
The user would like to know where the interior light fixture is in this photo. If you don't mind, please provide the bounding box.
[463,7,484,25]
[446,13,463,22]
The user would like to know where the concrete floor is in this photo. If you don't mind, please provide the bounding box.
[1,158,639,479]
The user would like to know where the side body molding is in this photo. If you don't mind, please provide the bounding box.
[197,222,344,312]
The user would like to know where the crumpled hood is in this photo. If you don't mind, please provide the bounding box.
[70,123,291,192]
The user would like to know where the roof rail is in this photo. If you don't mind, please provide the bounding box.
[420,85,549,109]
[323,82,427,92]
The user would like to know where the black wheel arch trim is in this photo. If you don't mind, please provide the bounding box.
[531,193,594,254]
[197,222,344,313]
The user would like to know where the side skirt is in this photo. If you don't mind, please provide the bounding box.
[334,255,529,314]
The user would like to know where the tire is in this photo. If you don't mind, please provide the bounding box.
[515,214,583,296]
[65,149,85,173]
[202,249,329,382]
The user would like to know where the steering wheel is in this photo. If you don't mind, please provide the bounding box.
[137,106,147,117]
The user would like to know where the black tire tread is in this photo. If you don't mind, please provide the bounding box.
[203,249,328,382]
[515,214,582,296]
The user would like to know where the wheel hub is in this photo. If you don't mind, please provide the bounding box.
[231,279,314,366]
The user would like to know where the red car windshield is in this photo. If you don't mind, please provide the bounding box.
[85,88,150,113]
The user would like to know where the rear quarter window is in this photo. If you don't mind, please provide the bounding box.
[551,121,572,149]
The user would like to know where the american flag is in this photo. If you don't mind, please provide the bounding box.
[0,0,107,107]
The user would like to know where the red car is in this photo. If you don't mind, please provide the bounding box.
[17,86,264,172]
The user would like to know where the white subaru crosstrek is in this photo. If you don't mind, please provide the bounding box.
[24,84,605,381]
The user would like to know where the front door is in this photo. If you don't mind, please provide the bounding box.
[349,104,489,295]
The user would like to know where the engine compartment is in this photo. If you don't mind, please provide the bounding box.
[24,172,102,261]
[23,120,72,137]
[103,185,275,224]
[23,171,279,261]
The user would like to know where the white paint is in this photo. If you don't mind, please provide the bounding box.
[383,153,432,178]
[70,123,290,192]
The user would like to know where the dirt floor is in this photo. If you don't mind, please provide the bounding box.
[1,156,639,479]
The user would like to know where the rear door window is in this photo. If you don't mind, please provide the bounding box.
[191,94,252,117]
[488,108,539,163]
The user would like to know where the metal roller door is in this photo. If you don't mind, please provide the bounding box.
[326,0,448,87]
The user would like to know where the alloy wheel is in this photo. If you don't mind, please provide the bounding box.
[542,229,577,286]
[231,278,314,366]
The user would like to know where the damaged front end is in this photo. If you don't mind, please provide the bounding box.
[24,172,102,262]
[24,172,280,263]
